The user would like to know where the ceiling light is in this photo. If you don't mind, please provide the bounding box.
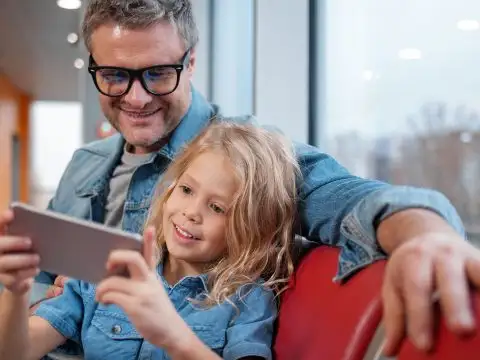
[74,58,84,69]
[67,33,79,44]
[457,19,480,31]
[398,48,422,60]
[57,0,82,10]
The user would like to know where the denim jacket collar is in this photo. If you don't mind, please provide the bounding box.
[160,87,217,159]
[74,134,125,197]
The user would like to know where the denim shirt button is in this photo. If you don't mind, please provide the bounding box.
[111,324,122,334]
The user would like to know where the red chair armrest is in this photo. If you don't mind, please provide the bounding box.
[274,246,386,360]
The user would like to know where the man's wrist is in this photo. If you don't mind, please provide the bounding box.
[377,208,458,254]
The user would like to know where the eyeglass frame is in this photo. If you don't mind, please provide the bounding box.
[87,49,191,97]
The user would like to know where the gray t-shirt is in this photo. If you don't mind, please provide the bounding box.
[104,147,155,229]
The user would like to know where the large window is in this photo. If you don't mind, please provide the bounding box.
[30,101,82,208]
[319,0,480,241]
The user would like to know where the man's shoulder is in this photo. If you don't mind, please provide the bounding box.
[61,133,123,174]
[73,133,123,159]
[50,134,123,215]
[214,112,259,126]
[63,133,123,183]
[214,113,287,137]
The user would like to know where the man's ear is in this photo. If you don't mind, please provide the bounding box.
[187,47,197,76]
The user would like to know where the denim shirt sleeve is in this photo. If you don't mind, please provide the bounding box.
[33,279,84,344]
[295,142,465,281]
[223,285,277,360]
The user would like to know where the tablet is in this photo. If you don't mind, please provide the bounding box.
[6,202,143,284]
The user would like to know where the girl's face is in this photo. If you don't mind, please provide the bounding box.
[162,151,238,270]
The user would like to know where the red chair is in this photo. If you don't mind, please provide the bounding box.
[274,246,386,360]
[397,292,480,360]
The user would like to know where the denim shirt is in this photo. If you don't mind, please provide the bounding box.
[34,265,276,360]
[36,87,465,284]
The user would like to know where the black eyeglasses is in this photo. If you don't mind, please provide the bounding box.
[87,50,191,97]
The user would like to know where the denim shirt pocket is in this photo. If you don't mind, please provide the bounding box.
[91,310,141,339]
[84,309,143,359]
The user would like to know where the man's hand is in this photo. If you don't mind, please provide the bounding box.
[379,210,480,356]
[29,275,68,313]
[45,275,68,299]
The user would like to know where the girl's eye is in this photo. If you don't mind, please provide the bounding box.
[180,185,192,195]
[210,203,225,214]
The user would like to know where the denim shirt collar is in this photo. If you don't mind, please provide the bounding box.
[74,87,217,197]
[157,261,209,292]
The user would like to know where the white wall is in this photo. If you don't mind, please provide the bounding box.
[30,101,83,208]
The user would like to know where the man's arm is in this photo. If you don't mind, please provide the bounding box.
[377,208,456,254]
[296,142,387,248]
[295,142,464,279]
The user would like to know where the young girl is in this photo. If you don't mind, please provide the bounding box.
[0,121,299,360]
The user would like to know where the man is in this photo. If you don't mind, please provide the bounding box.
[1,0,479,357]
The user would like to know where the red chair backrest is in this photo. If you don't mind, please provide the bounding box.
[274,246,386,360]
[397,292,480,360]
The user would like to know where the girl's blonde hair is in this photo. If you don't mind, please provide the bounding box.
[146,119,299,306]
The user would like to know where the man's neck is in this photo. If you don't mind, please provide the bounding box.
[126,138,168,155]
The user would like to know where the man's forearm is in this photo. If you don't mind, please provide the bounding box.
[0,290,31,360]
[377,208,457,254]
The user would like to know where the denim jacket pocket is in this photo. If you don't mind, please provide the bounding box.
[191,325,226,350]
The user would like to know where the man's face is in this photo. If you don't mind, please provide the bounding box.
[89,22,196,154]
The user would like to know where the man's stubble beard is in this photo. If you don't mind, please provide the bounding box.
[105,90,190,148]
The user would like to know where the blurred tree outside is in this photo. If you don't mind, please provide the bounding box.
[328,102,480,245]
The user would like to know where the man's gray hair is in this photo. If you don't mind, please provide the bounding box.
[82,0,198,52]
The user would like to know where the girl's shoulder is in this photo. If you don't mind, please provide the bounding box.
[231,280,278,309]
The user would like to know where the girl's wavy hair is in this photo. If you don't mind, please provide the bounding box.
[145,119,300,307]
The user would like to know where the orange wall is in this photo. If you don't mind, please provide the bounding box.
[0,73,30,211]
